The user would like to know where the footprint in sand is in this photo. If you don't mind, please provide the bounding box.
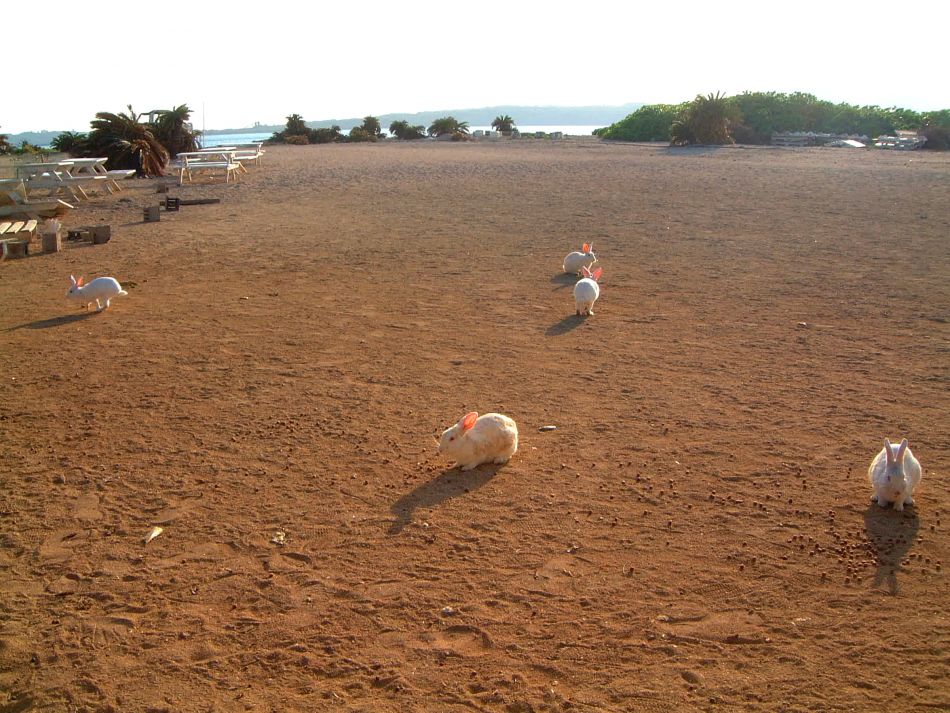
[63,615,136,648]
[512,554,592,596]
[38,529,87,563]
[413,625,493,657]
[72,493,102,521]
[657,610,768,644]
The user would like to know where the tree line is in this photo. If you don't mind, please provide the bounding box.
[269,114,518,143]
[595,92,950,149]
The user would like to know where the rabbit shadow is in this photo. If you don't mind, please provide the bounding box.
[545,314,586,336]
[7,312,98,331]
[550,273,577,291]
[862,502,920,595]
[388,464,503,535]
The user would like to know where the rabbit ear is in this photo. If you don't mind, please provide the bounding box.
[70,275,77,286]
[460,412,478,432]
[77,276,85,287]
[897,439,909,461]
[883,438,894,463]
[582,243,590,253]
[592,267,603,281]
[581,266,591,278]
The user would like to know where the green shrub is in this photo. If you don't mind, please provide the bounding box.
[51,131,89,154]
[284,134,309,145]
[308,126,342,144]
[601,93,949,148]
[597,104,682,141]
[921,125,949,150]
[428,117,469,137]
[346,127,376,143]
[389,120,426,140]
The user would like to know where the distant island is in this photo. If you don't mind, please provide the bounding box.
[6,103,643,145]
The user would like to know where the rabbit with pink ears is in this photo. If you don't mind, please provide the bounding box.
[67,275,128,312]
[437,412,518,471]
[573,265,603,316]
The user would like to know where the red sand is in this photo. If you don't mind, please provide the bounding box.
[1,140,948,712]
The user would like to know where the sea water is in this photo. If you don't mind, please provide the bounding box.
[201,131,273,147]
[201,124,604,146]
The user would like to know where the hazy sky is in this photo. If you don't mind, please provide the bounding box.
[4,0,948,134]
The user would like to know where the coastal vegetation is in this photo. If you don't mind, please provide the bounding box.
[347,116,383,142]
[427,117,470,139]
[670,92,735,146]
[269,115,384,143]
[150,104,200,156]
[47,105,201,175]
[85,107,170,176]
[269,114,477,142]
[596,92,950,148]
[491,115,516,133]
[389,120,426,140]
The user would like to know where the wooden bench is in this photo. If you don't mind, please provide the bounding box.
[0,219,38,237]
[0,219,37,259]
[106,169,137,190]
[231,144,265,169]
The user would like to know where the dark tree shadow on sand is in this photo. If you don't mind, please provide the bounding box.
[388,464,503,534]
[546,314,586,336]
[863,502,920,595]
[7,312,97,331]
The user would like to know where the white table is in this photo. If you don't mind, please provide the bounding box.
[63,157,121,193]
[15,162,93,201]
[16,160,75,180]
[0,178,73,219]
[66,157,108,176]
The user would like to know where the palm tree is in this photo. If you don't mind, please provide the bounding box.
[85,106,169,176]
[491,115,515,133]
[427,116,469,137]
[285,114,307,135]
[151,104,199,156]
[672,92,735,146]
[389,120,425,140]
[360,116,382,137]
[0,127,11,155]
[51,131,89,154]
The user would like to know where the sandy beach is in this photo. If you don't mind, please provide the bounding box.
[1,139,948,712]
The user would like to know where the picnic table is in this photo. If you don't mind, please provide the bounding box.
[16,160,75,180]
[176,150,242,185]
[0,178,73,219]
[64,157,135,192]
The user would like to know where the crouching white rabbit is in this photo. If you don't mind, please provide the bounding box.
[67,275,128,312]
[868,438,922,511]
[437,411,518,471]
[563,243,597,275]
[574,266,603,316]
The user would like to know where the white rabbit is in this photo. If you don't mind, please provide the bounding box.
[66,275,128,312]
[437,411,518,471]
[868,438,922,511]
[563,243,597,275]
[573,265,603,316]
